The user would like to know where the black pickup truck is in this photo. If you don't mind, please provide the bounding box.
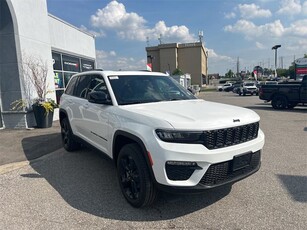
[259,75,307,109]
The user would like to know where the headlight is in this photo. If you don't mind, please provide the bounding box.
[155,129,203,143]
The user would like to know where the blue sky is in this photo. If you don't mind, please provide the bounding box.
[47,0,307,75]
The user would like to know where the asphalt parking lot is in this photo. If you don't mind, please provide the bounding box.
[0,91,306,229]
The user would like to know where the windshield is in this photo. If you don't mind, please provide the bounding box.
[108,75,196,105]
[244,83,255,86]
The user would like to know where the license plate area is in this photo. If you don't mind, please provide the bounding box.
[232,152,252,171]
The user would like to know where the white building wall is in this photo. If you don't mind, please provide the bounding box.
[48,14,96,59]
[1,0,96,128]
[8,0,55,101]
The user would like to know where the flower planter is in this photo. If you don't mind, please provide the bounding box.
[32,104,54,128]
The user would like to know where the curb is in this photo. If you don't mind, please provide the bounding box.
[0,161,29,175]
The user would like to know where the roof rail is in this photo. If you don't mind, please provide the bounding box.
[83,68,103,72]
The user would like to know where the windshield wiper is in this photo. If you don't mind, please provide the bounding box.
[169,98,182,101]
[120,101,142,105]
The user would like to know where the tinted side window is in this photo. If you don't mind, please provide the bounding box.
[75,75,92,98]
[87,75,109,98]
[65,76,78,96]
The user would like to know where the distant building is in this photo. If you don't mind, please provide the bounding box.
[146,42,208,86]
[0,0,96,128]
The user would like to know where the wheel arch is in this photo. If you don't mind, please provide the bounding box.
[271,92,288,101]
[112,130,155,179]
[59,108,68,123]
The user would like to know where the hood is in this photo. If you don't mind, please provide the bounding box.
[121,99,260,130]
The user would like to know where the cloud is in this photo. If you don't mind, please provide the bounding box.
[96,49,145,71]
[255,42,266,49]
[80,25,105,38]
[96,50,116,59]
[224,19,285,38]
[207,49,233,62]
[207,49,234,74]
[238,4,272,19]
[285,19,307,36]
[287,39,307,50]
[277,0,302,15]
[303,1,307,14]
[91,1,146,37]
[90,1,195,43]
[225,12,236,19]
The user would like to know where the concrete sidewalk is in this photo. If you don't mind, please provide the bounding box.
[0,121,62,168]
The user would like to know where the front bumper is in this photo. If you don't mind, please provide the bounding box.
[148,129,265,189]
[243,88,258,94]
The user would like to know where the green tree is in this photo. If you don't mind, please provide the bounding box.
[172,68,184,75]
[304,54,307,58]
[225,69,234,78]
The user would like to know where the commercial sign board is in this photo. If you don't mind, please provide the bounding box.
[295,58,307,75]
[295,58,307,65]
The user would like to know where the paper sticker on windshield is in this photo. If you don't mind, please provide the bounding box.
[109,76,119,80]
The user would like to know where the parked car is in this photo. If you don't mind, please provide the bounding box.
[239,82,258,96]
[227,83,242,93]
[60,70,265,207]
[217,83,232,92]
[259,75,307,109]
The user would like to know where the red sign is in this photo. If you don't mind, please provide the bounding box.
[296,68,307,74]
[147,63,152,71]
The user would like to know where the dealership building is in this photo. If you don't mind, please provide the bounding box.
[0,0,96,128]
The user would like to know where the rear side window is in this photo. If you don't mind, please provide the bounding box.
[75,75,92,98]
[65,76,78,96]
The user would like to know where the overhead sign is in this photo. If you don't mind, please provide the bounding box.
[295,58,307,75]
[295,58,307,66]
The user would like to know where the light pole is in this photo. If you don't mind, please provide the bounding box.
[272,45,281,78]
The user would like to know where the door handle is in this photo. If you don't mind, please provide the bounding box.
[83,103,89,109]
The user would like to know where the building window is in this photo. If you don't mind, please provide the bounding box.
[52,52,62,71]
[81,59,95,71]
[62,55,80,72]
[52,51,95,104]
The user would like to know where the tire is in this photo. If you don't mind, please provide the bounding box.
[117,143,157,208]
[272,95,288,109]
[60,117,81,151]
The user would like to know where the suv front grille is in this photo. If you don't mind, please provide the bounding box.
[199,151,261,187]
[204,122,259,150]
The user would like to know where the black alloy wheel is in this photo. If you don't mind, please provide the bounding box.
[119,155,140,200]
[272,95,288,109]
[117,143,157,207]
[60,117,80,151]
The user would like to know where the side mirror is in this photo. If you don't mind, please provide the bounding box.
[88,91,112,105]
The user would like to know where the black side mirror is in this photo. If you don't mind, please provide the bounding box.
[88,91,112,105]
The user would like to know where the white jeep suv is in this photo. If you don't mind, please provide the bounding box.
[59,70,265,207]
